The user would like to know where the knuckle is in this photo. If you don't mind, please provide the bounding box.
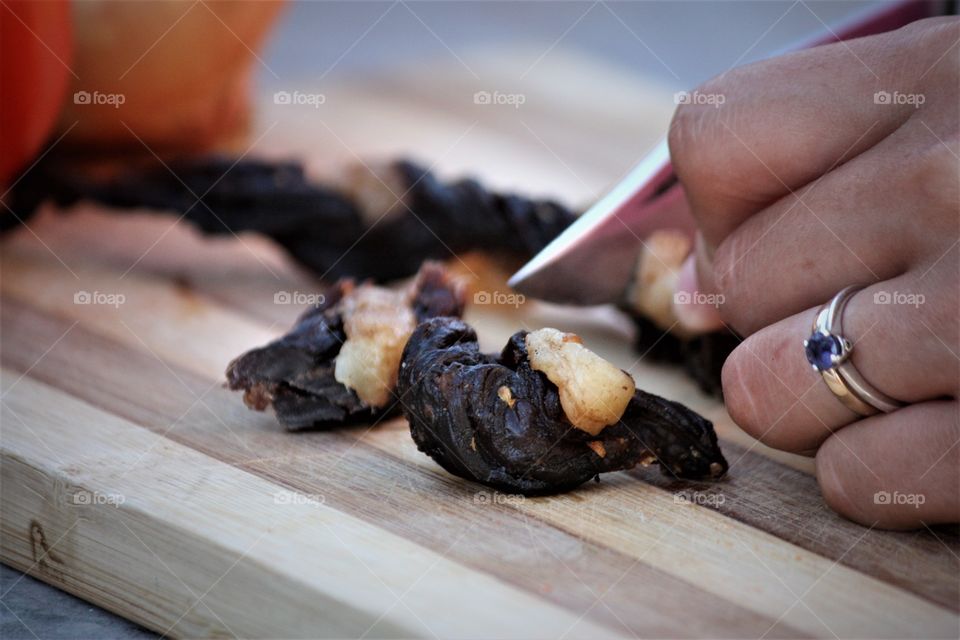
[667,103,706,178]
[815,438,902,528]
[908,136,960,219]
[720,343,766,439]
[897,18,960,93]
[815,437,875,526]
[722,330,816,452]
[711,236,740,297]
[900,16,960,59]
[711,234,757,333]
[668,81,728,185]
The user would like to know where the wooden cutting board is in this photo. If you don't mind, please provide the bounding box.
[2,50,958,639]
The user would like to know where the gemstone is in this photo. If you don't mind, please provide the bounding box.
[805,332,843,371]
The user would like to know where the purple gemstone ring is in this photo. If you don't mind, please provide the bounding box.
[804,329,852,372]
[805,285,904,416]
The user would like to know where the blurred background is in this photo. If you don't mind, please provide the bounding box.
[265,1,882,87]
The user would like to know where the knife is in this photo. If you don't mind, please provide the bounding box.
[508,0,945,305]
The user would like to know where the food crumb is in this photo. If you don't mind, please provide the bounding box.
[497,385,516,408]
[586,441,606,458]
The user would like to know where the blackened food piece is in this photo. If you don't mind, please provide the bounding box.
[398,317,728,495]
[631,313,740,398]
[7,155,578,282]
[226,264,464,430]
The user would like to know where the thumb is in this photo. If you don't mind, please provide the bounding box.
[672,233,724,333]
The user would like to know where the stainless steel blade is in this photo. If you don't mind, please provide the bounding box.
[508,140,693,304]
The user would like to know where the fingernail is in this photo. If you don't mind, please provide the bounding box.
[672,254,724,332]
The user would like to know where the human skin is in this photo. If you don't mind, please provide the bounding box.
[668,17,959,529]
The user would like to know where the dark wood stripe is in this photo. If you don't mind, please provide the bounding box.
[171,277,960,613]
[1,295,803,638]
[641,444,960,611]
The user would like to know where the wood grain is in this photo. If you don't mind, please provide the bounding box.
[2,252,958,638]
[2,50,959,639]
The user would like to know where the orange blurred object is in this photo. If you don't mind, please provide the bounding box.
[1,0,284,190]
[60,1,285,153]
[0,0,73,186]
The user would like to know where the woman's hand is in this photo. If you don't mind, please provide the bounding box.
[668,17,959,529]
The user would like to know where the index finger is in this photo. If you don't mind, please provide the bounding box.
[667,17,956,253]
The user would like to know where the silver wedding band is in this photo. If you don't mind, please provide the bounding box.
[804,285,904,416]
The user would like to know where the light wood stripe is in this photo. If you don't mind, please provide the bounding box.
[0,296,803,638]
[1,284,952,635]
[2,247,957,601]
[2,373,630,639]
[357,431,960,638]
